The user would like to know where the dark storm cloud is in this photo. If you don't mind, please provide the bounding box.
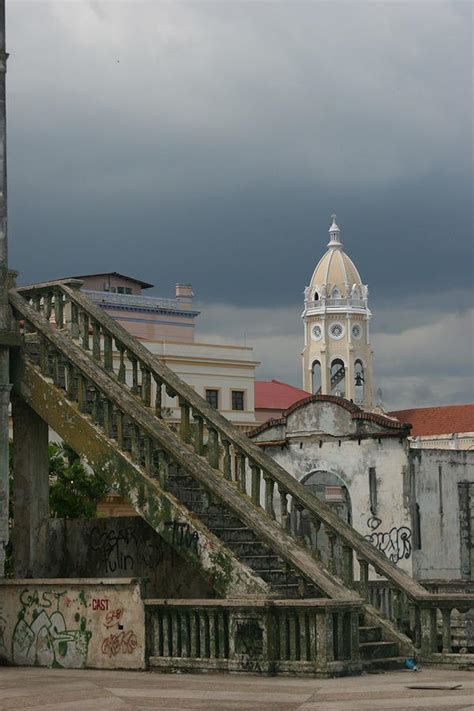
[4,1,473,407]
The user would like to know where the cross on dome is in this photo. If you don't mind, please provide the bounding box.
[328,213,342,247]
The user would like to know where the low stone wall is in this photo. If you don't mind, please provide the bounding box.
[0,578,145,669]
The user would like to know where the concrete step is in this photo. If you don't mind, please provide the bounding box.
[210,527,258,543]
[239,554,282,570]
[359,641,399,660]
[362,656,407,672]
[359,625,382,643]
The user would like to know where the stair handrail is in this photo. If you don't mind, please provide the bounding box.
[11,281,472,612]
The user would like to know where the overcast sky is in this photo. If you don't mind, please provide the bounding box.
[6,1,473,409]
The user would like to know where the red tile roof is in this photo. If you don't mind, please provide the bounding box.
[390,404,474,437]
[255,380,309,411]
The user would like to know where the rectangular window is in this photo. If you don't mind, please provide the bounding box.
[117,286,125,294]
[232,391,245,411]
[205,389,219,409]
[125,287,132,295]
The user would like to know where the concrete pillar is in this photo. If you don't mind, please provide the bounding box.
[11,394,49,577]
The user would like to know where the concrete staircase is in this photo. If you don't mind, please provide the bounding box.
[8,281,473,674]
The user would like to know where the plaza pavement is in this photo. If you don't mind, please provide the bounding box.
[0,666,472,710]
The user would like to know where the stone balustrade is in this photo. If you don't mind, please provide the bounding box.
[145,598,362,675]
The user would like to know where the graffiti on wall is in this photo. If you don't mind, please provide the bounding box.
[165,520,199,552]
[101,630,138,657]
[11,589,91,668]
[87,524,164,574]
[365,516,412,564]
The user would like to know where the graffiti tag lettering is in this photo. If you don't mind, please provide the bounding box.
[101,630,138,657]
[365,516,412,564]
[165,521,199,552]
[103,608,124,629]
[92,598,110,612]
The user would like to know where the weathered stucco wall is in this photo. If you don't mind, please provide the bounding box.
[252,400,413,574]
[412,449,474,580]
[0,579,145,669]
[47,517,215,599]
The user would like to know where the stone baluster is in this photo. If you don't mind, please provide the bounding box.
[103,399,113,438]
[207,427,219,469]
[263,473,275,520]
[315,609,334,674]
[70,302,80,338]
[294,503,305,542]
[199,612,209,658]
[116,344,126,384]
[208,612,217,659]
[250,463,261,506]
[54,290,64,329]
[144,437,154,474]
[158,450,169,489]
[39,337,47,374]
[171,611,179,657]
[153,376,163,418]
[441,607,452,654]
[44,292,52,321]
[357,558,369,600]
[278,487,290,531]
[326,529,338,574]
[190,612,199,658]
[129,357,139,395]
[141,365,151,407]
[420,605,438,657]
[162,612,170,657]
[92,321,101,361]
[103,333,113,372]
[350,610,361,663]
[299,610,309,661]
[116,410,124,450]
[235,451,246,493]
[77,374,88,414]
[222,439,232,480]
[193,414,204,455]
[310,516,321,560]
[91,389,101,424]
[180,612,189,658]
[288,612,297,661]
[341,545,354,587]
[51,349,60,386]
[81,311,90,351]
[66,362,75,400]
[279,610,288,660]
[179,398,190,443]
[130,424,141,463]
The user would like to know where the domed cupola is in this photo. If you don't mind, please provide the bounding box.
[301,215,373,409]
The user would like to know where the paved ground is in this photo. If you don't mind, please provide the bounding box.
[0,667,473,710]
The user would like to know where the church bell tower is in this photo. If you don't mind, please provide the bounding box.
[301,215,373,409]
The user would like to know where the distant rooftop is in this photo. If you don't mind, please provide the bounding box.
[390,404,474,437]
[72,272,154,289]
[255,379,308,411]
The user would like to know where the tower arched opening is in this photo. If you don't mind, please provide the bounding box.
[330,358,346,397]
[354,359,365,404]
[311,360,322,394]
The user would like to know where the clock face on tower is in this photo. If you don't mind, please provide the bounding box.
[311,324,322,341]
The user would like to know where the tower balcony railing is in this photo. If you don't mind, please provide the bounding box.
[304,297,367,310]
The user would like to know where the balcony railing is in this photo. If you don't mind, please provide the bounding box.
[305,298,366,310]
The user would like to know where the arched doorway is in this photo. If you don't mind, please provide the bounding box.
[292,470,352,563]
